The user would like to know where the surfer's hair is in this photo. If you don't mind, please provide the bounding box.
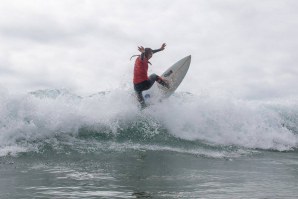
[144,48,153,58]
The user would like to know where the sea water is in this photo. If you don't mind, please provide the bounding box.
[0,89,298,198]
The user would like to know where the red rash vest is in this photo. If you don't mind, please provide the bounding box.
[133,56,150,84]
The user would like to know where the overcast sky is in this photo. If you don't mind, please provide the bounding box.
[0,0,297,100]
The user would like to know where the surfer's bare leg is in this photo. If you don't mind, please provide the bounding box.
[148,74,158,85]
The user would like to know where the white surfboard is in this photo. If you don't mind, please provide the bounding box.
[144,55,191,102]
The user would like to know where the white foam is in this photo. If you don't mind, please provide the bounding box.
[147,94,298,151]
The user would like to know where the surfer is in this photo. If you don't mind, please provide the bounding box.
[131,43,170,108]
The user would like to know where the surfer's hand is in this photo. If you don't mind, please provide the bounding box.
[138,46,145,53]
[160,43,166,51]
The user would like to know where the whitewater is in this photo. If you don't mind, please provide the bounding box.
[0,88,297,156]
[1,88,298,198]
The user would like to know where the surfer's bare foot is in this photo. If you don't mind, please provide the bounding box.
[163,81,170,89]
[157,77,170,89]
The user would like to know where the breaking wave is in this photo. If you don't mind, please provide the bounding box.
[0,88,297,158]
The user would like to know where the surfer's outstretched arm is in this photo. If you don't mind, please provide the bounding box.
[137,43,166,60]
[138,43,166,54]
[152,43,166,54]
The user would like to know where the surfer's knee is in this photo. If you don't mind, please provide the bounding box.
[149,73,159,82]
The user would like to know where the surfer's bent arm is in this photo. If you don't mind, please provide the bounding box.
[137,46,146,60]
[140,53,145,60]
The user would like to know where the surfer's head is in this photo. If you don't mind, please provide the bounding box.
[144,48,153,60]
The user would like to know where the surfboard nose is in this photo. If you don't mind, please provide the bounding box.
[186,55,191,64]
[182,55,191,61]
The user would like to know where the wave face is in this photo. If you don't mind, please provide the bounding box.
[0,88,297,158]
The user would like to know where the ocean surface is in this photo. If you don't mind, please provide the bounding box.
[0,89,298,199]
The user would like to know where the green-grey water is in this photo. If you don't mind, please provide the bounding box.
[1,148,298,199]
